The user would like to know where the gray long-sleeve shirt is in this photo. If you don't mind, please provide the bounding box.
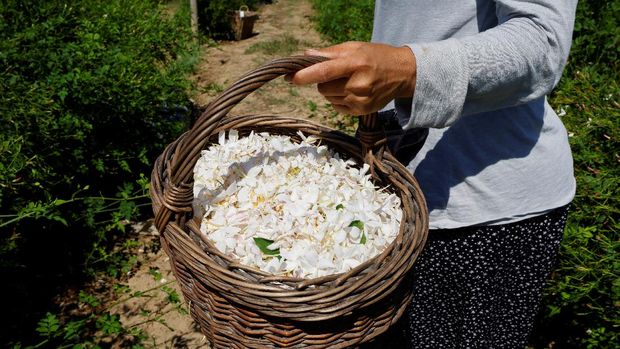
[372,0,577,229]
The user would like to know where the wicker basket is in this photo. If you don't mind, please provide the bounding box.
[151,56,428,348]
[232,5,259,41]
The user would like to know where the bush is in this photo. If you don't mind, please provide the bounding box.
[570,0,619,69]
[1,0,197,206]
[311,0,374,43]
[531,65,619,347]
[311,0,619,347]
[0,0,197,239]
[0,0,198,344]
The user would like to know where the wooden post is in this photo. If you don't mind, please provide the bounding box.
[190,0,199,35]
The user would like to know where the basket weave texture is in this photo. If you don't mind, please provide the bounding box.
[151,56,428,348]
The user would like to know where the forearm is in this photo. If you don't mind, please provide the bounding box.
[401,0,577,129]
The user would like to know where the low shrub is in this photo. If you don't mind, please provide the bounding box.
[311,0,374,43]
[0,0,198,344]
[0,0,197,212]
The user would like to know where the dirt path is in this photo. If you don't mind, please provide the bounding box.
[193,0,356,131]
[110,1,355,347]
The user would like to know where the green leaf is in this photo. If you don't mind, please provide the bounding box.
[58,88,68,102]
[148,267,163,281]
[561,292,571,300]
[308,100,318,112]
[162,286,181,304]
[547,305,561,317]
[253,237,281,257]
[348,220,364,230]
[78,290,100,307]
[36,312,61,338]
[54,199,68,206]
[96,313,123,335]
[51,215,68,226]
[349,220,366,244]
[335,204,344,210]
[63,319,85,341]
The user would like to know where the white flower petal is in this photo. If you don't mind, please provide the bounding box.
[193,130,402,278]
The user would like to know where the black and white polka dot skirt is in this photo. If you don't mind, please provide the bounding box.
[367,205,569,348]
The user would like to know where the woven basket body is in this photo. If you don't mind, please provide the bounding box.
[151,57,428,348]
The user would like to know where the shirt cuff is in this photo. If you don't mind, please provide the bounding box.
[397,39,469,129]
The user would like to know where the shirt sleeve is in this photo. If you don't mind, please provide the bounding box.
[398,0,577,129]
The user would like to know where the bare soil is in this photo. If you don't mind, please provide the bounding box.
[192,0,356,132]
[110,222,209,348]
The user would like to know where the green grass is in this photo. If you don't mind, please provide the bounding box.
[311,0,374,43]
[245,35,309,55]
[202,82,225,95]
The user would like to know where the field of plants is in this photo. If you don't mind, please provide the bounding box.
[0,0,617,347]
[1,0,200,346]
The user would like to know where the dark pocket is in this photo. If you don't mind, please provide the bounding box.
[378,110,428,165]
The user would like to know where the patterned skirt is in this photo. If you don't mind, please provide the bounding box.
[365,205,569,348]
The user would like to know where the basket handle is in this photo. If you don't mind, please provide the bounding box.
[174,56,384,182]
[156,56,385,228]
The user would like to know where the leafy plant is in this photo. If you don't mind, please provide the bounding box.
[0,0,199,345]
[307,100,318,112]
[532,68,619,348]
[311,0,374,43]
[14,280,182,348]
[528,1,619,347]
[0,0,198,237]
[35,313,61,339]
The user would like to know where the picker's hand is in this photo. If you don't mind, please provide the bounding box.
[290,42,416,115]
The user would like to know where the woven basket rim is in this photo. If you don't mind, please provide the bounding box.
[152,113,427,318]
